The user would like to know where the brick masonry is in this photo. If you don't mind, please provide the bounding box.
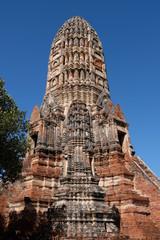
[0,16,160,239]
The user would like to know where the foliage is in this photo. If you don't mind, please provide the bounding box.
[0,78,30,183]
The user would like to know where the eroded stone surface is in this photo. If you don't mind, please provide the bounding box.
[0,16,160,239]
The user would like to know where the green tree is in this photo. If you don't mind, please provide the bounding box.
[0,78,30,183]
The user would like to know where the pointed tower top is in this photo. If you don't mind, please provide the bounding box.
[44,16,110,110]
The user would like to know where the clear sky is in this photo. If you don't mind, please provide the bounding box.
[0,0,160,177]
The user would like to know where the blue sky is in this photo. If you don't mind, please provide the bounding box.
[0,0,160,177]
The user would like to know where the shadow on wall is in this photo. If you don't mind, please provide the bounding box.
[0,197,65,240]
[112,204,120,229]
[0,198,123,240]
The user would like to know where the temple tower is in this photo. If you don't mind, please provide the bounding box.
[1,16,160,240]
[45,16,109,110]
[38,16,120,237]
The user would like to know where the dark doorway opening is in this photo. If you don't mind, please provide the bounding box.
[31,133,38,154]
[118,131,125,151]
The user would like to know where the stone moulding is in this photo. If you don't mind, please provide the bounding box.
[0,16,160,239]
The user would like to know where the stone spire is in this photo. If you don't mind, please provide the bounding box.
[42,17,119,238]
[45,16,110,111]
[28,16,134,237]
